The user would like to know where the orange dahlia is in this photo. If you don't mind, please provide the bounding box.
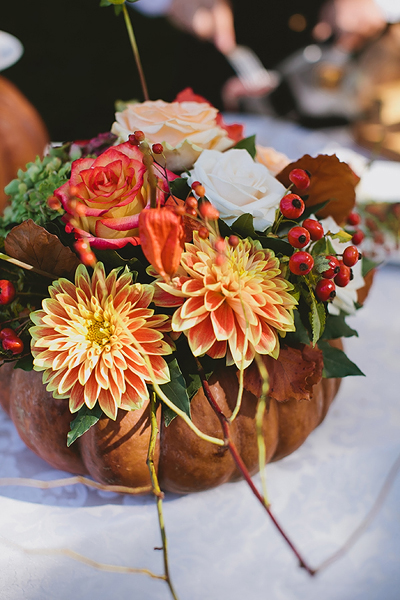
[153,233,297,369]
[29,263,172,419]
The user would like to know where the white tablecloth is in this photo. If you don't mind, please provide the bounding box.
[1,117,400,600]
[0,267,399,600]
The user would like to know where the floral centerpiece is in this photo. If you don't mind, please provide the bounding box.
[0,0,376,592]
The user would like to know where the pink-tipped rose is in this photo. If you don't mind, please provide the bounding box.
[55,142,172,250]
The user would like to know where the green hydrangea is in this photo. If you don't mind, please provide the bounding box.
[0,145,74,236]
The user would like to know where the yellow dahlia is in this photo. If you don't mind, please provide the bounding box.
[154,233,297,369]
[29,263,172,419]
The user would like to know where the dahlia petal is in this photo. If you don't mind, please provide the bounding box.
[187,319,216,356]
[204,290,225,312]
[206,339,227,359]
[69,382,85,413]
[98,389,118,420]
[180,295,208,319]
[210,303,235,341]
[59,365,80,394]
[119,383,146,411]
[83,371,101,408]
[172,304,209,331]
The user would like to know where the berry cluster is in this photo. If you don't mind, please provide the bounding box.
[279,170,362,303]
[0,280,24,355]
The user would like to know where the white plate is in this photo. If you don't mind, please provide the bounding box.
[0,31,23,72]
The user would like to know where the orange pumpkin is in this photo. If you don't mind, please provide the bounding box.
[0,75,49,213]
[0,342,342,494]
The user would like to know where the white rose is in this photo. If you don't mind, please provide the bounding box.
[319,217,365,316]
[187,148,286,231]
[111,100,234,172]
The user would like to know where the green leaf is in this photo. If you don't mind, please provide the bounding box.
[314,255,331,274]
[67,404,103,447]
[311,235,336,257]
[321,313,358,340]
[169,177,191,200]
[13,354,34,371]
[259,235,294,256]
[160,358,191,426]
[304,285,326,345]
[330,229,353,243]
[318,340,365,378]
[231,213,256,237]
[362,255,379,277]
[232,135,256,159]
[297,200,329,222]
[285,309,310,345]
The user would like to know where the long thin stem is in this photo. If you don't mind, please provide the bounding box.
[0,253,56,280]
[195,358,315,575]
[254,353,270,504]
[147,394,180,600]
[122,3,149,101]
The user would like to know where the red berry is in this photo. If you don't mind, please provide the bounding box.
[289,251,314,275]
[2,335,24,355]
[302,218,324,241]
[343,245,361,267]
[133,130,145,142]
[288,226,310,248]
[322,255,340,279]
[198,226,209,239]
[347,212,361,226]
[0,328,17,341]
[352,230,365,245]
[315,279,336,302]
[280,194,305,219]
[191,181,202,190]
[334,262,351,287]
[289,168,310,190]
[228,235,240,247]
[0,280,16,305]
[152,143,163,154]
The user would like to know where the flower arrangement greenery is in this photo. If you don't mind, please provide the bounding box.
[0,1,377,597]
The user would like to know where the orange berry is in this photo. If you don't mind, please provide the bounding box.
[47,195,61,211]
[228,235,239,247]
[185,196,198,210]
[199,202,219,220]
[193,184,206,197]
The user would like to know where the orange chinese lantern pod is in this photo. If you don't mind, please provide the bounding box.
[139,208,185,282]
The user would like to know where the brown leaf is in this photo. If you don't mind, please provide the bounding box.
[5,220,80,279]
[276,154,360,225]
[242,344,324,403]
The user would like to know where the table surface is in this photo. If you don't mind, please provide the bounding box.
[1,118,400,600]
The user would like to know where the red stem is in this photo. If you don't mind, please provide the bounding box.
[195,359,315,575]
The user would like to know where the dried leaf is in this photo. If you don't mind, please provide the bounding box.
[242,344,324,403]
[5,220,80,279]
[277,154,360,225]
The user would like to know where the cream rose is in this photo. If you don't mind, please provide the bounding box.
[111,100,235,172]
[256,144,290,176]
[320,217,365,316]
[187,148,286,231]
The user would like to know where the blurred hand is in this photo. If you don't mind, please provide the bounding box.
[314,0,387,51]
[167,0,236,54]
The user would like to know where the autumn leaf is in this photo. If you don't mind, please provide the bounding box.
[5,220,80,279]
[276,154,359,225]
[242,344,324,403]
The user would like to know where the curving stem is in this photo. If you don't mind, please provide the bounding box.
[195,358,316,576]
